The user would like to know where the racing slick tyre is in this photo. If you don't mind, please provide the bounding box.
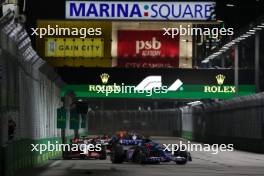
[138,150,147,164]
[62,151,72,160]
[110,144,124,163]
[99,146,107,160]
[133,147,148,164]
[188,152,192,161]
[174,150,188,165]
[80,154,86,160]
[175,158,187,165]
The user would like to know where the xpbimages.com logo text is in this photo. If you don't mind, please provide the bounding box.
[30,25,102,38]
[89,74,183,96]
[31,141,102,155]
[163,141,234,155]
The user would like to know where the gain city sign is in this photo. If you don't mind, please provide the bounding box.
[60,68,255,99]
[65,1,216,20]
[45,38,104,57]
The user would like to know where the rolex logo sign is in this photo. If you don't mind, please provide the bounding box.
[204,74,236,94]
[100,73,110,84]
[216,74,225,85]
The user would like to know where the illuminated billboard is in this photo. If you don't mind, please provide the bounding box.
[45,38,104,58]
[66,1,216,21]
[36,20,112,67]
[117,30,179,68]
[60,68,255,99]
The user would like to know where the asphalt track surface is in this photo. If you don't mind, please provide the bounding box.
[21,137,264,176]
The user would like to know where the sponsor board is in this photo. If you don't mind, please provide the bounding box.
[66,1,215,20]
[117,30,179,68]
[36,20,112,67]
[45,38,104,58]
[59,68,255,99]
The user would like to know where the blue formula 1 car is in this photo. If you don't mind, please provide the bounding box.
[110,139,192,165]
[108,132,144,149]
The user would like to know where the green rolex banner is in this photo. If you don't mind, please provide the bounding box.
[81,114,86,128]
[70,108,79,130]
[57,107,66,129]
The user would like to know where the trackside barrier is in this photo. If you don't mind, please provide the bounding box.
[180,106,193,141]
[191,93,264,153]
[3,132,87,176]
[0,11,89,176]
[3,138,60,176]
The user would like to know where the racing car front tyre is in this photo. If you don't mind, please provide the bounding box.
[99,146,107,160]
[138,151,147,164]
[110,144,124,164]
[133,147,148,164]
[175,159,187,165]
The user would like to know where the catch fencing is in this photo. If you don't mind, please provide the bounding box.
[88,109,182,136]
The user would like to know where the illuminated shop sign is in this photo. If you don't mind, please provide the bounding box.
[45,38,104,57]
[117,30,179,68]
[60,68,255,99]
[204,74,236,93]
[66,1,215,21]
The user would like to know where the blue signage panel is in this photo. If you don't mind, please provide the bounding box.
[65,1,216,21]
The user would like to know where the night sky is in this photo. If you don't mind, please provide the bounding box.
[23,0,264,48]
[24,0,264,28]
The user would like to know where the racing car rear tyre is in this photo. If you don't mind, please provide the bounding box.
[62,151,72,160]
[174,150,188,165]
[110,144,124,164]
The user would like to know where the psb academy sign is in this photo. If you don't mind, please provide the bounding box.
[66,1,216,20]
[117,30,179,68]
[45,38,104,57]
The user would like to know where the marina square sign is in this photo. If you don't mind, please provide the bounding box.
[66,1,216,21]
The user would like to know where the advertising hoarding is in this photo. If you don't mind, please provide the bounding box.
[66,1,216,21]
[59,68,255,99]
[117,30,179,68]
[57,107,66,129]
[36,20,112,67]
[45,38,104,58]
[70,108,79,130]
